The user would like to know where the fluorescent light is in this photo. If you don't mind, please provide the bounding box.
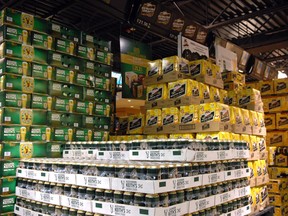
[128,100,131,102]
[130,106,134,108]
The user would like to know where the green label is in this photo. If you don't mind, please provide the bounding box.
[0,194,16,213]
[75,72,94,87]
[0,160,19,177]
[0,75,48,94]
[0,126,29,142]
[54,67,73,83]
[55,38,74,55]
[0,91,31,108]
[93,131,109,141]
[0,58,31,76]
[31,94,49,110]
[0,108,47,126]
[95,77,110,91]
[96,50,111,65]
[30,126,50,141]
[0,25,30,44]
[53,97,73,112]
[95,104,110,116]
[46,142,63,158]
[77,45,95,61]
[0,42,47,64]
[2,8,49,33]
[0,177,16,195]
[75,101,91,114]
[31,32,53,50]
[31,63,52,79]
[53,128,72,141]
[83,88,95,101]
[75,128,92,141]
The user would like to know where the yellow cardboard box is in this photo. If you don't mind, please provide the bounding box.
[199,102,230,123]
[168,79,198,99]
[274,78,288,94]
[238,88,261,106]
[146,109,162,126]
[196,132,231,140]
[179,104,199,124]
[264,113,276,130]
[146,83,167,102]
[163,56,189,74]
[189,59,212,77]
[162,107,179,126]
[268,179,288,194]
[266,131,287,146]
[276,112,288,130]
[263,96,288,113]
[146,59,162,77]
[259,80,274,95]
[269,193,288,206]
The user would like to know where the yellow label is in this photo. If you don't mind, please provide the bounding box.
[20,108,33,126]
[169,133,195,139]
[162,107,179,125]
[168,79,192,99]
[276,112,288,130]
[21,45,34,62]
[162,56,181,74]
[20,142,33,158]
[179,104,199,124]
[189,59,211,77]
[274,78,288,94]
[250,135,259,152]
[147,59,162,77]
[199,83,210,101]
[21,13,34,30]
[209,86,220,102]
[241,108,251,126]
[146,109,162,126]
[219,89,228,104]
[230,106,243,125]
[146,84,167,101]
[128,114,145,134]
[248,161,255,178]
[264,113,276,130]
[21,76,34,93]
[249,111,259,127]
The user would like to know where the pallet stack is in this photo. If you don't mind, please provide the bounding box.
[0,8,114,215]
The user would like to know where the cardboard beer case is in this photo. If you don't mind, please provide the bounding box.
[0,58,31,76]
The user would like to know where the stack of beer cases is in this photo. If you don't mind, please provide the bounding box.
[0,8,113,215]
[222,71,246,94]
[252,78,288,216]
[0,8,50,215]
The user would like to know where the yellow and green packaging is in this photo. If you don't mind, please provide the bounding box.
[146,84,167,101]
[0,194,15,213]
[52,128,74,142]
[53,97,75,113]
[31,62,53,79]
[75,100,94,115]
[75,128,93,141]
[189,59,212,77]
[0,108,47,126]
[0,58,31,76]
[93,131,109,141]
[30,126,51,142]
[0,75,48,94]
[162,56,189,74]
[31,32,53,50]
[55,38,75,55]
[0,25,30,44]
[0,177,16,195]
[77,44,95,61]
[31,94,51,110]
[0,91,30,108]
[128,114,145,134]
[146,59,162,77]
[47,112,82,128]
[0,126,29,141]
[49,81,83,100]
[94,103,111,117]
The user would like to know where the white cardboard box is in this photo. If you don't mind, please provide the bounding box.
[189,195,215,212]
[224,168,250,181]
[202,172,225,185]
[76,174,111,189]
[16,168,27,178]
[34,191,61,205]
[214,190,235,205]
[33,170,49,181]
[49,172,77,184]
[97,151,130,160]
[15,205,51,216]
[220,205,251,216]
[111,176,201,194]
[61,195,92,212]
[91,201,189,216]
[16,187,35,200]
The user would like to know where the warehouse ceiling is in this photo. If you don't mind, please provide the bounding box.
[1,0,288,74]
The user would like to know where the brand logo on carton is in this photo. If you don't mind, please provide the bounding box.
[52,114,61,121]
[7,27,18,34]
[33,65,43,71]
[34,34,44,40]
[7,60,17,67]
[55,129,64,135]
[6,94,17,100]
[31,128,41,133]
[4,127,16,133]
[170,84,186,98]
[4,162,14,169]
[3,198,14,205]
[53,53,62,61]
[51,145,60,152]
[148,87,162,101]
[33,96,43,102]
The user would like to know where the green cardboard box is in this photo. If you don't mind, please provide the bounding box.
[47,112,82,128]
[75,100,93,115]
[0,160,18,177]
[66,28,81,43]
[77,44,95,61]
[53,97,75,113]
[31,32,54,50]
[83,87,96,101]
[95,103,110,117]
[93,131,109,141]
[75,128,93,141]
[96,50,112,65]
[31,62,53,79]
[0,91,30,108]
[50,23,66,38]
[69,56,85,72]
[0,126,30,142]
[0,42,48,64]
[49,81,83,99]
[54,67,75,83]
[46,142,63,158]
[55,38,75,55]
[75,72,94,87]
[0,177,16,195]
[52,128,74,141]
[0,58,31,76]
[81,33,111,51]
[95,77,110,91]
[0,75,48,94]
[95,90,112,104]
[84,61,111,78]
[0,25,30,45]
[48,51,84,71]
[31,94,51,110]
[83,116,111,130]
[0,8,49,33]
[0,194,15,213]
[0,108,47,126]
[0,142,47,159]
[30,126,51,142]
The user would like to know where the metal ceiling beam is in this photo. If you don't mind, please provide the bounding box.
[248,41,288,54]
[44,0,77,19]
[206,2,288,30]
[265,54,288,62]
